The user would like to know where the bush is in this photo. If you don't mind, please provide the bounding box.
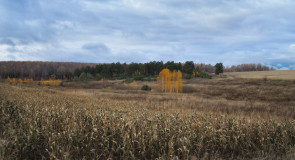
[94,76,103,81]
[133,75,144,81]
[78,72,94,81]
[143,76,157,82]
[109,76,127,80]
[198,72,212,79]
[184,74,192,79]
[141,85,151,91]
[124,75,147,83]
[124,78,133,83]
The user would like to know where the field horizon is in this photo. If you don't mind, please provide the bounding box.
[224,70,295,80]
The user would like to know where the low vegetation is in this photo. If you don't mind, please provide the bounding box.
[39,79,62,86]
[225,70,295,80]
[141,85,152,91]
[1,73,295,159]
[197,72,212,79]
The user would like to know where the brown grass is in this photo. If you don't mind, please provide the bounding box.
[1,75,295,159]
[224,70,295,80]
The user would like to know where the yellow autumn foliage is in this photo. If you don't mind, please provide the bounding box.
[6,77,34,84]
[158,69,182,93]
[40,79,62,86]
[5,77,11,83]
[24,78,34,83]
[5,77,62,86]
[192,71,200,77]
[132,80,138,89]
[18,79,23,84]
[6,77,18,84]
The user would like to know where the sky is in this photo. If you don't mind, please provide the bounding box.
[0,0,295,69]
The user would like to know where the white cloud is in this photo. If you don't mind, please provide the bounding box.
[0,44,10,51]
[279,67,289,70]
[289,44,295,50]
[52,21,75,30]
[24,19,45,27]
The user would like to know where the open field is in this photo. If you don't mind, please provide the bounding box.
[224,70,295,80]
[1,75,295,159]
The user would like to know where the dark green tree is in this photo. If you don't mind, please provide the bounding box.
[74,68,82,77]
[164,61,178,71]
[127,63,140,75]
[183,61,194,74]
[95,65,103,74]
[101,64,112,77]
[215,62,224,75]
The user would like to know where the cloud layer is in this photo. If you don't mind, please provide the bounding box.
[1,0,295,69]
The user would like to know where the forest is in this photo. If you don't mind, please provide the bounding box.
[0,61,274,80]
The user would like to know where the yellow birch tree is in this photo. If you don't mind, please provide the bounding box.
[158,68,182,93]
[176,70,182,93]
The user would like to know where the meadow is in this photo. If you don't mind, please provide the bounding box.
[1,71,295,159]
[225,70,295,80]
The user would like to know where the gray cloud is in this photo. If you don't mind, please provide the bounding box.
[0,0,295,69]
[0,38,15,46]
[82,43,110,54]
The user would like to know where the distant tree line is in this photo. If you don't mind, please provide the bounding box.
[0,61,274,80]
[0,61,95,80]
[224,64,275,72]
[74,62,274,78]
[74,61,198,78]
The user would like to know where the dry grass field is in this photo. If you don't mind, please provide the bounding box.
[1,73,295,159]
[224,70,295,80]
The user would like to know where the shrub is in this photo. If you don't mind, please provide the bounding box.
[124,78,133,83]
[184,74,192,79]
[143,76,157,82]
[133,75,144,81]
[141,85,151,91]
[94,76,103,81]
[39,79,63,86]
[79,72,94,81]
[198,72,212,79]
[124,75,145,83]
[109,76,126,80]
